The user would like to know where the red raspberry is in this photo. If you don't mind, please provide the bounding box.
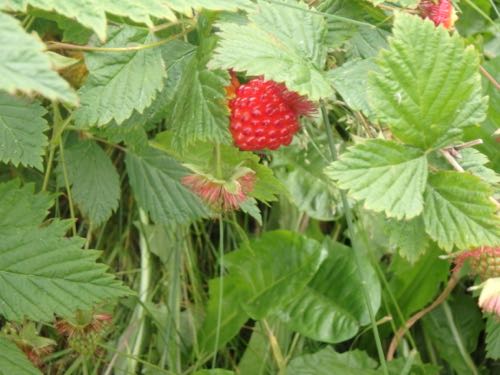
[419,0,456,29]
[454,246,500,280]
[229,78,315,151]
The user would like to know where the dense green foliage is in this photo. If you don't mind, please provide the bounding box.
[0,0,498,374]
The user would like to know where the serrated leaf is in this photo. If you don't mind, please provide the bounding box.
[486,316,500,360]
[210,0,332,101]
[0,336,42,375]
[0,93,48,170]
[386,216,430,263]
[369,14,487,150]
[224,231,326,319]
[459,148,500,186]
[278,240,380,343]
[0,181,53,232]
[125,147,210,225]
[167,47,231,149]
[62,139,120,226]
[0,0,252,42]
[0,13,77,104]
[325,139,428,220]
[328,59,377,116]
[423,171,500,251]
[287,348,379,375]
[75,26,165,127]
[0,181,130,322]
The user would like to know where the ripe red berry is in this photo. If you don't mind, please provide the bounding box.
[228,78,315,151]
[419,0,456,29]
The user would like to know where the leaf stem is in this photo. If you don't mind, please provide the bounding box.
[58,139,77,236]
[212,215,225,368]
[386,268,461,360]
[46,28,193,52]
[442,301,479,375]
[263,319,287,375]
[322,104,388,375]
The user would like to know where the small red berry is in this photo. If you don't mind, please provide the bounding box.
[419,0,456,29]
[228,77,315,151]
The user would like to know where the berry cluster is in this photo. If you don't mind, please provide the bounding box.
[419,0,456,29]
[228,77,315,151]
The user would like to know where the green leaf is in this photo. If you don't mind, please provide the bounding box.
[389,245,449,318]
[287,347,379,375]
[0,336,42,375]
[278,240,380,343]
[0,181,130,322]
[125,146,210,225]
[62,139,120,226]
[459,148,500,186]
[422,294,483,375]
[0,0,252,41]
[0,180,53,229]
[197,278,249,355]
[167,46,231,150]
[276,135,339,221]
[486,316,500,360]
[210,0,332,101]
[325,139,428,220]
[75,26,165,127]
[224,231,326,319]
[328,59,377,116]
[238,324,273,375]
[423,171,500,252]
[386,216,430,263]
[0,93,48,170]
[0,13,77,104]
[369,14,487,150]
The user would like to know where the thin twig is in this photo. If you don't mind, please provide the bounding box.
[445,139,483,151]
[387,268,461,360]
[480,65,500,90]
[46,28,192,52]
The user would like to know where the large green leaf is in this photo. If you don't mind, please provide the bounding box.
[0,13,77,104]
[61,139,120,226]
[167,43,231,150]
[0,336,41,375]
[125,147,210,225]
[278,240,380,343]
[210,0,332,101]
[75,26,165,127]
[197,278,249,355]
[423,171,500,252]
[325,139,427,220]
[287,347,379,375]
[389,245,449,318]
[486,316,500,360]
[369,13,487,150]
[0,181,130,322]
[224,231,326,320]
[0,93,48,170]
[0,0,252,41]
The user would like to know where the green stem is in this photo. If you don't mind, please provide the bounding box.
[322,104,389,375]
[442,301,479,375]
[58,140,77,236]
[212,215,225,368]
[127,209,152,374]
[46,27,193,52]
